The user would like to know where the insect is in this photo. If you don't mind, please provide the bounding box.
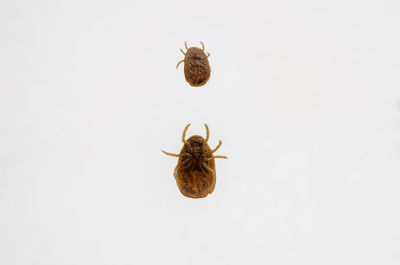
[176,41,211,87]
[162,124,227,198]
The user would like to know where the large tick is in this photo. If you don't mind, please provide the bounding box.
[162,124,227,198]
[176,41,211,87]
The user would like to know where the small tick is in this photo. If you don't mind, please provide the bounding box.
[176,41,211,87]
[162,124,227,199]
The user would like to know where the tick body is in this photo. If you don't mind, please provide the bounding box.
[162,124,227,199]
[176,41,211,87]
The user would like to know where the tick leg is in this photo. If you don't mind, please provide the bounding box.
[182,123,191,143]
[176,160,194,177]
[181,160,194,171]
[206,155,228,160]
[176,59,184,69]
[206,52,210,58]
[201,162,215,177]
[204,123,209,142]
[200,41,205,51]
[212,140,222,153]
[185,41,188,50]
[180,48,186,55]
[162,150,180,157]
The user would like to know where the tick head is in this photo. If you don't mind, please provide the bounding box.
[185,135,207,158]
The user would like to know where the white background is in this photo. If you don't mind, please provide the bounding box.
[1,0,400,264]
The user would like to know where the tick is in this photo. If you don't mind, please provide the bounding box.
[162,124,227,199]
[176,41,211,87]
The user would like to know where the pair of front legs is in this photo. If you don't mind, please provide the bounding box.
[176,41,211,69]
[162,124,228,159]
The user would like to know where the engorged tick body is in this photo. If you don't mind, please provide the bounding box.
[162,124,227,198]
[176,42,211,87]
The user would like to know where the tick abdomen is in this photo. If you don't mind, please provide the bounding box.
[177,169,215,198]
[184,48,210,86]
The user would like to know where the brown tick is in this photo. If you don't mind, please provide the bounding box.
[162,124,227,198]
[176,41,211,87]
